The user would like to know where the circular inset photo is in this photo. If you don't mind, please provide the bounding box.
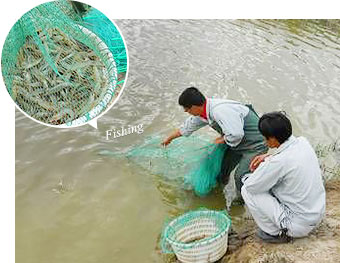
[1,0,128,127]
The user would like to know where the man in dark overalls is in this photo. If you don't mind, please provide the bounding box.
[162,87,268,205]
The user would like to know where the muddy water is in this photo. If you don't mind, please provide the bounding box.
[15,20,340,263]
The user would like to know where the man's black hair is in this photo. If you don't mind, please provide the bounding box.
[258,111,292,144]
[178,87,206,108]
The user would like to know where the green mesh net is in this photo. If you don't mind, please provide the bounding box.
[107,135,228,196]
[82,8,127,74]
[1,0,127,126]
[185,143,227,196]
[160,208,231,258]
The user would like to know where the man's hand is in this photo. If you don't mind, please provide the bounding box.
[161,137,173,147]
[161,129,182,147]
[214,136,225,144]
[249,153,271,172]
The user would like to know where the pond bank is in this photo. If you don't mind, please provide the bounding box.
[222,180,340,263]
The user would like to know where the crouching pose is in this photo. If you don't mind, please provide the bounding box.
[162,87,268,204]
[241,112,326,243]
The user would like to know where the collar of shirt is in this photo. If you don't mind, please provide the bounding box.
[200,100,208,120]
[273,135,297,156]
[200,99,209,122]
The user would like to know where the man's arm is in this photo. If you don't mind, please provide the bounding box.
[242,157,285,194]
[213,108,245,147]
[162,116,207,146]
[162,129,182,146]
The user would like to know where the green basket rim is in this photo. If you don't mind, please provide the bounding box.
[164,210,231,249]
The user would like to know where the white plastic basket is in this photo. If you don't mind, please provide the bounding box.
[163,210,231,263]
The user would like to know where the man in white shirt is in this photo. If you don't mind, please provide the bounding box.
[241,112,326,243]
[162,87,268,203]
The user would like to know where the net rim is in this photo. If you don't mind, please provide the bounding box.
[60,25,118,127]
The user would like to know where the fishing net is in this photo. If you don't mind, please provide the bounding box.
[161,208,231,262]
[1,0,127,126]
[122,135,228,196]
[82,8,127,74]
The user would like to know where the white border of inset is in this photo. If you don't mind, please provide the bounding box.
[1,2,129,129]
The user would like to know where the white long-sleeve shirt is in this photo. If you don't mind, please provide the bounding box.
[179,98,249,147]
[243,135,326,224]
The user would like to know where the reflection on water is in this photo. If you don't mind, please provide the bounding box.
[16,20,340,263]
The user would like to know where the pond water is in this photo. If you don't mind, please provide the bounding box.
[15,20,340,263]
